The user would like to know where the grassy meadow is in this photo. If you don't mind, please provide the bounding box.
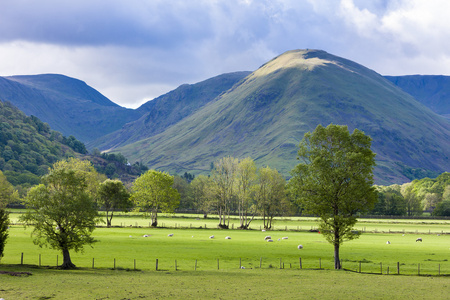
[2,211,450,299]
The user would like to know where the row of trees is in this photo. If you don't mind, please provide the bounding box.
[372,173,450,216]
[177,157,292,230]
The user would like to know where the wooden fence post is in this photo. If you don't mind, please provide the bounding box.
[279,258,282,269]
[359,261,361,273]
[195,259,197,271]
[239,258,241,269]
[380,262,382,274]
[39,254,41,267]
[397,262,400,275]
[134,259,136,270]
[299,257,302,269]
[217,259,219,270]
[319,258,321,269]
[418,263,420,276]
[260,257,262,269]
[21,252,23,265]
[114,258,116,269]
[156,259,159,271]
[92,258,95,269]
[175,260,177,271]
[56,255,58,267]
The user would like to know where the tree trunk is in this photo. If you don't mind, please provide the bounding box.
[106,210,113,228]
[61,248,76,269]
[334,242,341,269]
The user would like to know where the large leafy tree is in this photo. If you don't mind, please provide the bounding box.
[131,170,180,227]
[290,124,377,270]
[97,179,131,227]
[20,158,101,269]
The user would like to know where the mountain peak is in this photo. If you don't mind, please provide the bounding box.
[252,49,358,79]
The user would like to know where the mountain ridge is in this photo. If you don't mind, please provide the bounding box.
[109,49,450,184]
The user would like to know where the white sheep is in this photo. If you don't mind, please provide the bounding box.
[168,233,174,237]
[416,238,422,242]
[262,229,266,232]
[240,266,245,269]
[282,237,288,240]
[267,239,273,242]
[209,235,214,239]
[225,236,231,239]
[143,234,149,237]
[386,241,390,244]
[129,235,132,238]
[298,245,303,249]
[264,236,272,240]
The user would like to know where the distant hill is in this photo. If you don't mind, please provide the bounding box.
[0,100,85,192]
[90,71,250,150]
[385,75,450,118]
[108,50,450,184]
[0,74,143,142]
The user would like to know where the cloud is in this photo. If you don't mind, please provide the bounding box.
[0,0,449,108]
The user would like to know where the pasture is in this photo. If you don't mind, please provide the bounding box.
[2,212,450,299]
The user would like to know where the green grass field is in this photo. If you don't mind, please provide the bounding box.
[2,212,450,299]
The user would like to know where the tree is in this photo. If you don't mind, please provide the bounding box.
[173,175,193,210]
[190,175,213,218]
[290,124,377,270]
[211,156,238,229]
[0,208,8,262]
[97,179,131,227]
[19,158,101,269]
[254,166,286,229]
[0,170,18,261]
[401,182,422,216]
[235,157,257,229]
[131,170,180,227]
[372,185,406,216]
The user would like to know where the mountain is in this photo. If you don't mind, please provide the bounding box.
[107,49,450,184]
[385,75,450,118]
[90,71,250,150]
[0,74,143,142]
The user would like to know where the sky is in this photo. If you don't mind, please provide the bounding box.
[1,0,450,108]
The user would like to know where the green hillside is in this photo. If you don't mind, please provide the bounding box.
[112,50,450,184]
[90,71,250,150]
[0,74,143,142]
[0,100,83,192]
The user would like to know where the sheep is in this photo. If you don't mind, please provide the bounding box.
[129,235,133,238]
[168,233,174,237]
[240,266,245,269]
[278,238,281,241]
[267,239,273,242]
[225,236,231,239]
[386,241,390,244]
[282,237,288,240]
[298,245,303,249]
[264,236,272,240]
[262,229,266,232]
[143,234,149,237]
[209,235,214,239]
[416,238,422,242]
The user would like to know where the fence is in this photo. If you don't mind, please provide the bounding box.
[12,252,450,276]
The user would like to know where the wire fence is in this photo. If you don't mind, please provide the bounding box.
[10,252,450,277]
